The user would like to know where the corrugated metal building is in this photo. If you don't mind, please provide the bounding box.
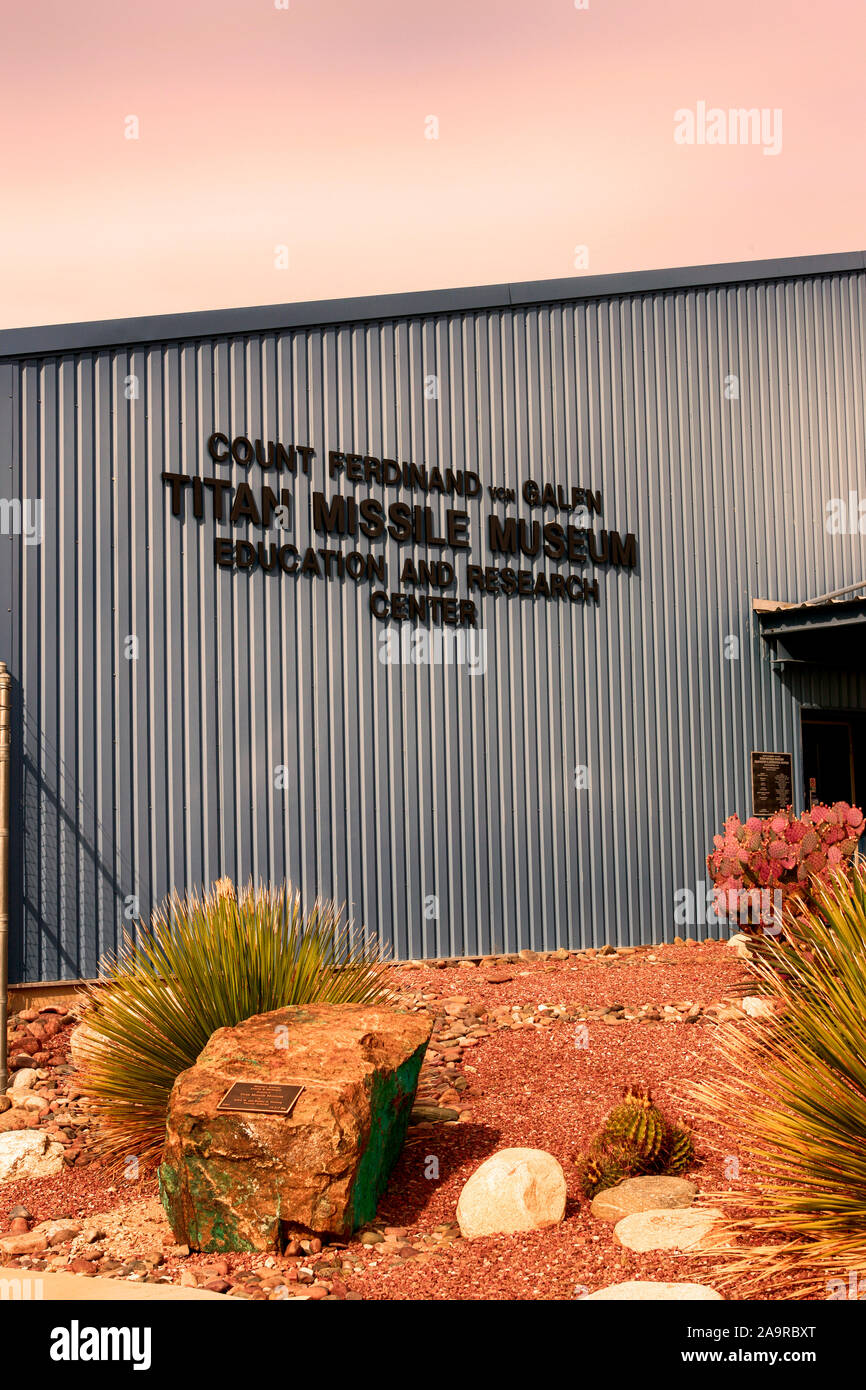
[1,251,865,984]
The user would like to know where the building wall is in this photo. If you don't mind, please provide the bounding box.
[2,266,865,981]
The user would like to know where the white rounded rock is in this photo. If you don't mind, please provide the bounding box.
[614,1207,727,1252]
[69,1018,102,1069]
[726,932,754,959]
[9,1068,38,1092]
[741,996,775,1019]
[456,1147,566,1239]
[0,1130,65,1182]
[584,1280,723,1301]
[11,1093,45,1112]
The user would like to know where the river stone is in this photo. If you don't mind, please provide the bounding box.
[726,932,753,959]
[410,1104,460,1124]
[741,995,775,1019]
[0,1218,81,1256]
[0,1109,32,1134]
[159,1003,432,1252]
[585,1280,723,1301]
[590,1176,697,1223]
[456,1148,566,1238]
[614,1207,728,1252]
[8,1067,39,1092]
[69,1016,102,1069]
[0,1130,66,1182]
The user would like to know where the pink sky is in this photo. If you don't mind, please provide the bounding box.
[1,0,863,329]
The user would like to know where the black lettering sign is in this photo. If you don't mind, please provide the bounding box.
[159,431,640,623]
[751,751,793,816]
[217,1082,304,1116]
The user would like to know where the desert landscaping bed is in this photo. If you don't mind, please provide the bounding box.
[0,941,824,1300]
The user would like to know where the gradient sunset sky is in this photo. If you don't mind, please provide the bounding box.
[1,0,863,329]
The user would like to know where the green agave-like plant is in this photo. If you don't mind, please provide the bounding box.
[76,879,390,1171]
[692,861,866,1293]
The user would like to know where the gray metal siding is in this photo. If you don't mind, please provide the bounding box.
[3,269,865,981]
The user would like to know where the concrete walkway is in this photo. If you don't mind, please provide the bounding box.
[0,1266,232,1300]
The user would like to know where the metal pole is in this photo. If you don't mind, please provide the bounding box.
[803,578,866,605]
[0,661,10,1092]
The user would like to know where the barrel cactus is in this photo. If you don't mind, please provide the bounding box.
[661,1122,695,1175]
[574,1085,695,1197]
[575,1150,626,1198]
[601,1085,666,1167]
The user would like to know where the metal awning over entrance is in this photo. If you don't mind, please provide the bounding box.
[754,581,866,669]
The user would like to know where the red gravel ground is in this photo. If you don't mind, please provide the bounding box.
[2,944,829,1299]
[347,945,776,1300]
[405,941,750,1016]
[0,1167,154,1230]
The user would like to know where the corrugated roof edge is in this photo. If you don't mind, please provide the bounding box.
[1,250,864,361]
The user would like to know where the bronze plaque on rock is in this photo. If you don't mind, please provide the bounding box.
[217,1082,304,1115]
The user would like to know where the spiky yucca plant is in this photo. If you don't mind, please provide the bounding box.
[692,861,866,1294]
[76,880,390,1171]
[574,1085,695,1197]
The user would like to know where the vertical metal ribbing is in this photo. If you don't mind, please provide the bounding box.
[0,661,11,1087]
[2,269,865,980]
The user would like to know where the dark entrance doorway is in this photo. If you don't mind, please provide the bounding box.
[801,712,866,809]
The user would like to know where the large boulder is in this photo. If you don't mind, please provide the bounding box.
[456,1148,566,1239]
[0,1130,65,1182]
[159,1003,432,1252]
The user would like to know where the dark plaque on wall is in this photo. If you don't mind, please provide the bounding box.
[751,751,793,816]
[217,1082,304,1116]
